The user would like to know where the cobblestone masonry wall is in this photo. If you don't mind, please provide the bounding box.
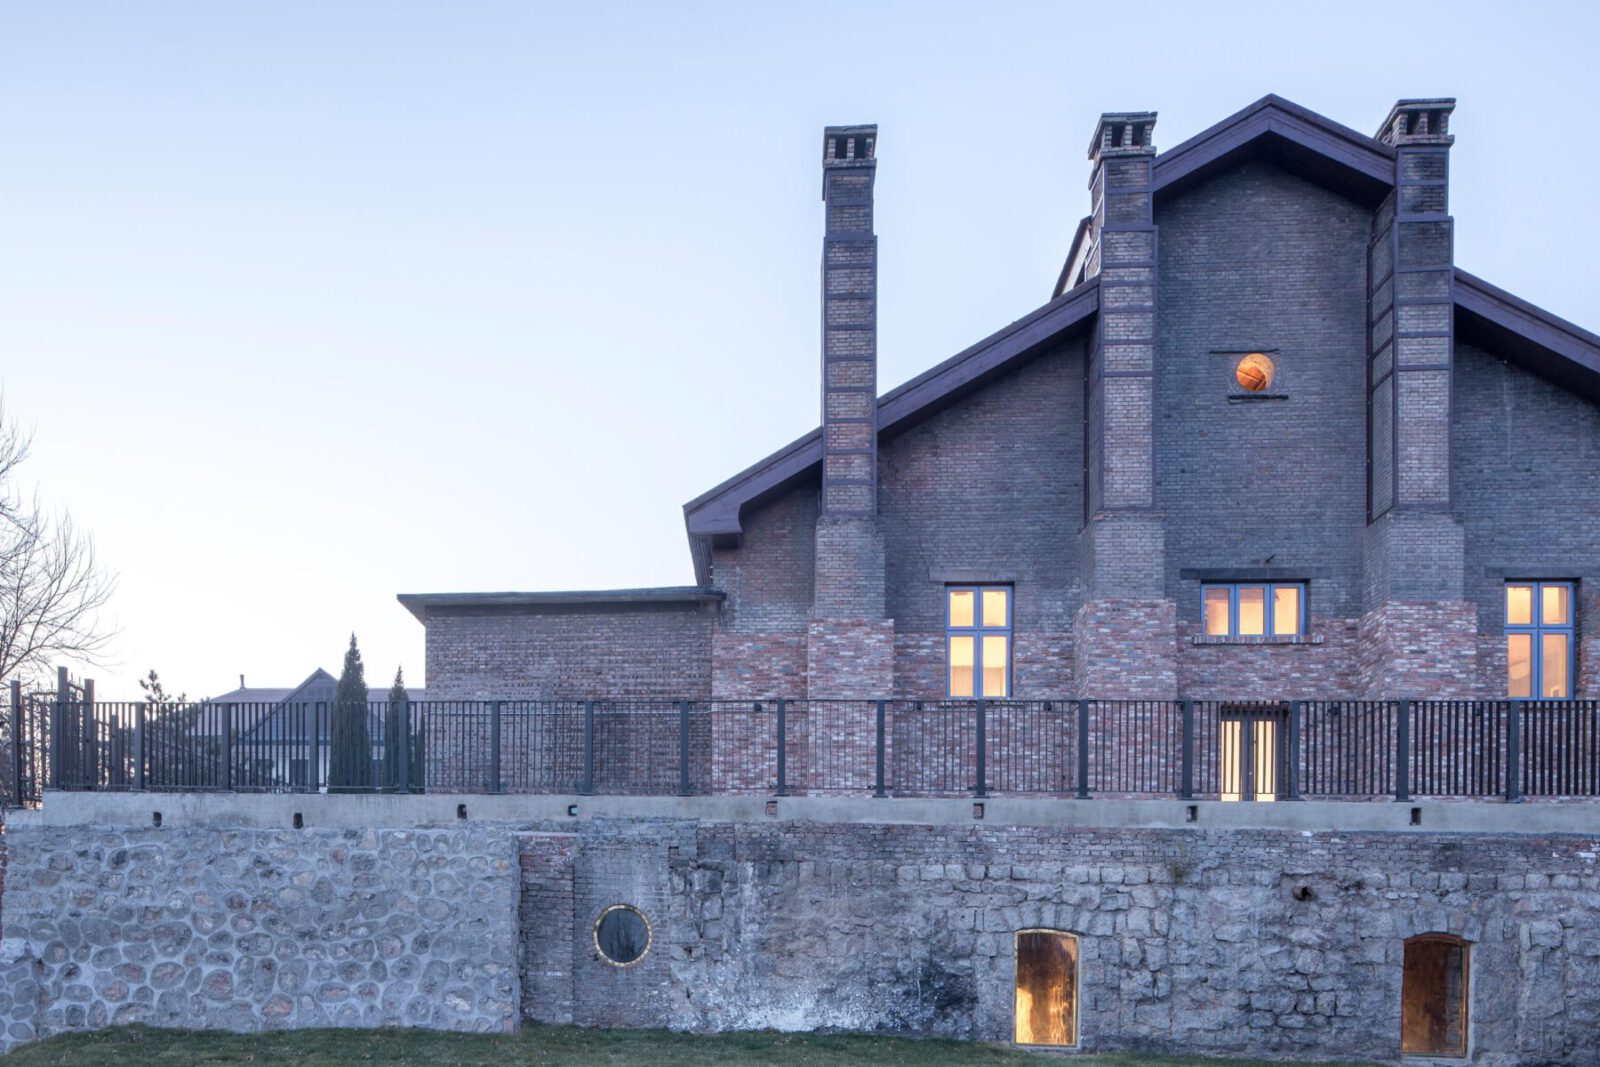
[0,825,520,1050]
[5,814,1600,1063]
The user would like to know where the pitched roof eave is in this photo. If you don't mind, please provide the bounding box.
[682,278,1100,568]
[1454,268,1600,402]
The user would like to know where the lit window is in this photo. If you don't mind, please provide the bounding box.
[1200,583,1304,637]
[1014,929,1077,1046]
[947,586,1010,698]
[1402,935,1469,1057]
[1234,352,1275,392]
[1505,581,1575,699]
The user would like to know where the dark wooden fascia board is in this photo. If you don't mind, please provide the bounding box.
[1152,95,1394,205]
[1454,268,1600,402]
[397,587,725,623]
[680,279,1100,550]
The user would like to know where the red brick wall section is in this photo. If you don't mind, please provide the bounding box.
[1073,599,1178,699]
[518,832,576,1024]
[1358,600,1479,699]
[1177,618,1361,700]
[711,632,806,700]
[804,620,895,793]
[894,631,1074,700]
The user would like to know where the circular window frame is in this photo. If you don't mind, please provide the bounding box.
[1233,352,1276,393]
[593,904,653,968]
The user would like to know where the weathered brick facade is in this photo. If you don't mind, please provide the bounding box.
[408,93,1600,725]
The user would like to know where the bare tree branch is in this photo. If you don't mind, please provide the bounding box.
[0,398,117,687]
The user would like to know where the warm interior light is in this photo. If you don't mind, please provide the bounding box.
[949,590,975,628]
[1506,585,1533,626]
[1507,634,1533,697]
[1235,352,1275,392]
[982,588,1008,627]
[1015,931,1077,1046]
[982,635,1008,698]
[1203,588,1230,636]
[949,636,975,697]
[1542,584,1570,625]
[1543,633,1570,698]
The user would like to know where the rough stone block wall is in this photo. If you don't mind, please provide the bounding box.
[517,832,574,1024]
[632,821,1600,1064]
[1073,599,1178,699]
[0,825,520,1050]
[423,603,714,701]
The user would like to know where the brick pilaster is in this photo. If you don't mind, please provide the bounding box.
[1077,113,1176,697]
[1362,100,1473,695]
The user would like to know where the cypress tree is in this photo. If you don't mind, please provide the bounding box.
[328,633,372,791]
[384,667,408,791]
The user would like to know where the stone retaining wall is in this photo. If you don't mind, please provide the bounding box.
[4,804,1600,1065]
[0,824,519,1050]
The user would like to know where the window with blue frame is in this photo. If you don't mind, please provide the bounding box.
[947,586,1010,698]
[1505,581,1575,699]
[1201,582,1305,637]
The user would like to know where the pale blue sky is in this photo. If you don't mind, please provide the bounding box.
[2,1,1596,698]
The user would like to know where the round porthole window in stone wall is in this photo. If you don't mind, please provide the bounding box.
[594,904,652,967]
[1234,352,1276,392]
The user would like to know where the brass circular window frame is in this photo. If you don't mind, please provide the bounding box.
[1233,351,1276,393]
[593,903,653,968]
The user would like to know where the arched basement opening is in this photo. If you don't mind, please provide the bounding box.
[1401,933,1470,1057]
[1014,929,1078,1047]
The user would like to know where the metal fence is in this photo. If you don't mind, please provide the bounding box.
[7,694,1600,805]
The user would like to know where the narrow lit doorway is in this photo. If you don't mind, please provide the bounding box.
[1014,929,1078,1046]
[1402,934,1470,1057]
[1219,704,1285,802]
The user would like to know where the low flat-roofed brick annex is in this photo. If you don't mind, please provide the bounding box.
[403,94,1600,713]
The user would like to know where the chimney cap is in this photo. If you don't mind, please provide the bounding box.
[823,125,878,167]
[1377,99,1456,146]
[1089,112,1158,162]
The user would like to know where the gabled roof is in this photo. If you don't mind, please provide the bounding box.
[680,276,1101,577]
[1455,269,1600,403]
[680,95,1600,588]
[1056,94,1395,296]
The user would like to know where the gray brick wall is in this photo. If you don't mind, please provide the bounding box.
[425,604,715,700]
[1154,160,1372,623]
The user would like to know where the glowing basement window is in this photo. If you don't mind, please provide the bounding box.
[1402,934,1470,1057]
[1202,582,1304,637]
[1014,929,1078,1046]
[594,904,652,967]
[1505,581,1574,699]
[1234,352,1275,392]
[947,586,1011,698]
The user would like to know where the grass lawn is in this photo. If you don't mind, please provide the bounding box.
[0,1024,1383,1067]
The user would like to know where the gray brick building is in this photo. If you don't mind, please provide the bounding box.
[402,95,1600,713]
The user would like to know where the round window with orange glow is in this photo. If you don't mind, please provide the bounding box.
[1234,353,1275,392]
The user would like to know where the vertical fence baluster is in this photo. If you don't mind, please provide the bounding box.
[1394,699,1410,802]
[775,700,787,797]
[1286,700,1302,801]
[974,699,988,799]
[581,700,595,796]
[1507,698,1523,803]
[677,700,692,797]
[489,700,503,795]
[1179,699,1194,800]
[873,700,887,798]
[1076,700,1090,799]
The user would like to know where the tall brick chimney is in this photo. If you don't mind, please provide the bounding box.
[819,125,879,519]
[1074,110,1179,700]
[1361,98,1471,698]
[808,124,892,702]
